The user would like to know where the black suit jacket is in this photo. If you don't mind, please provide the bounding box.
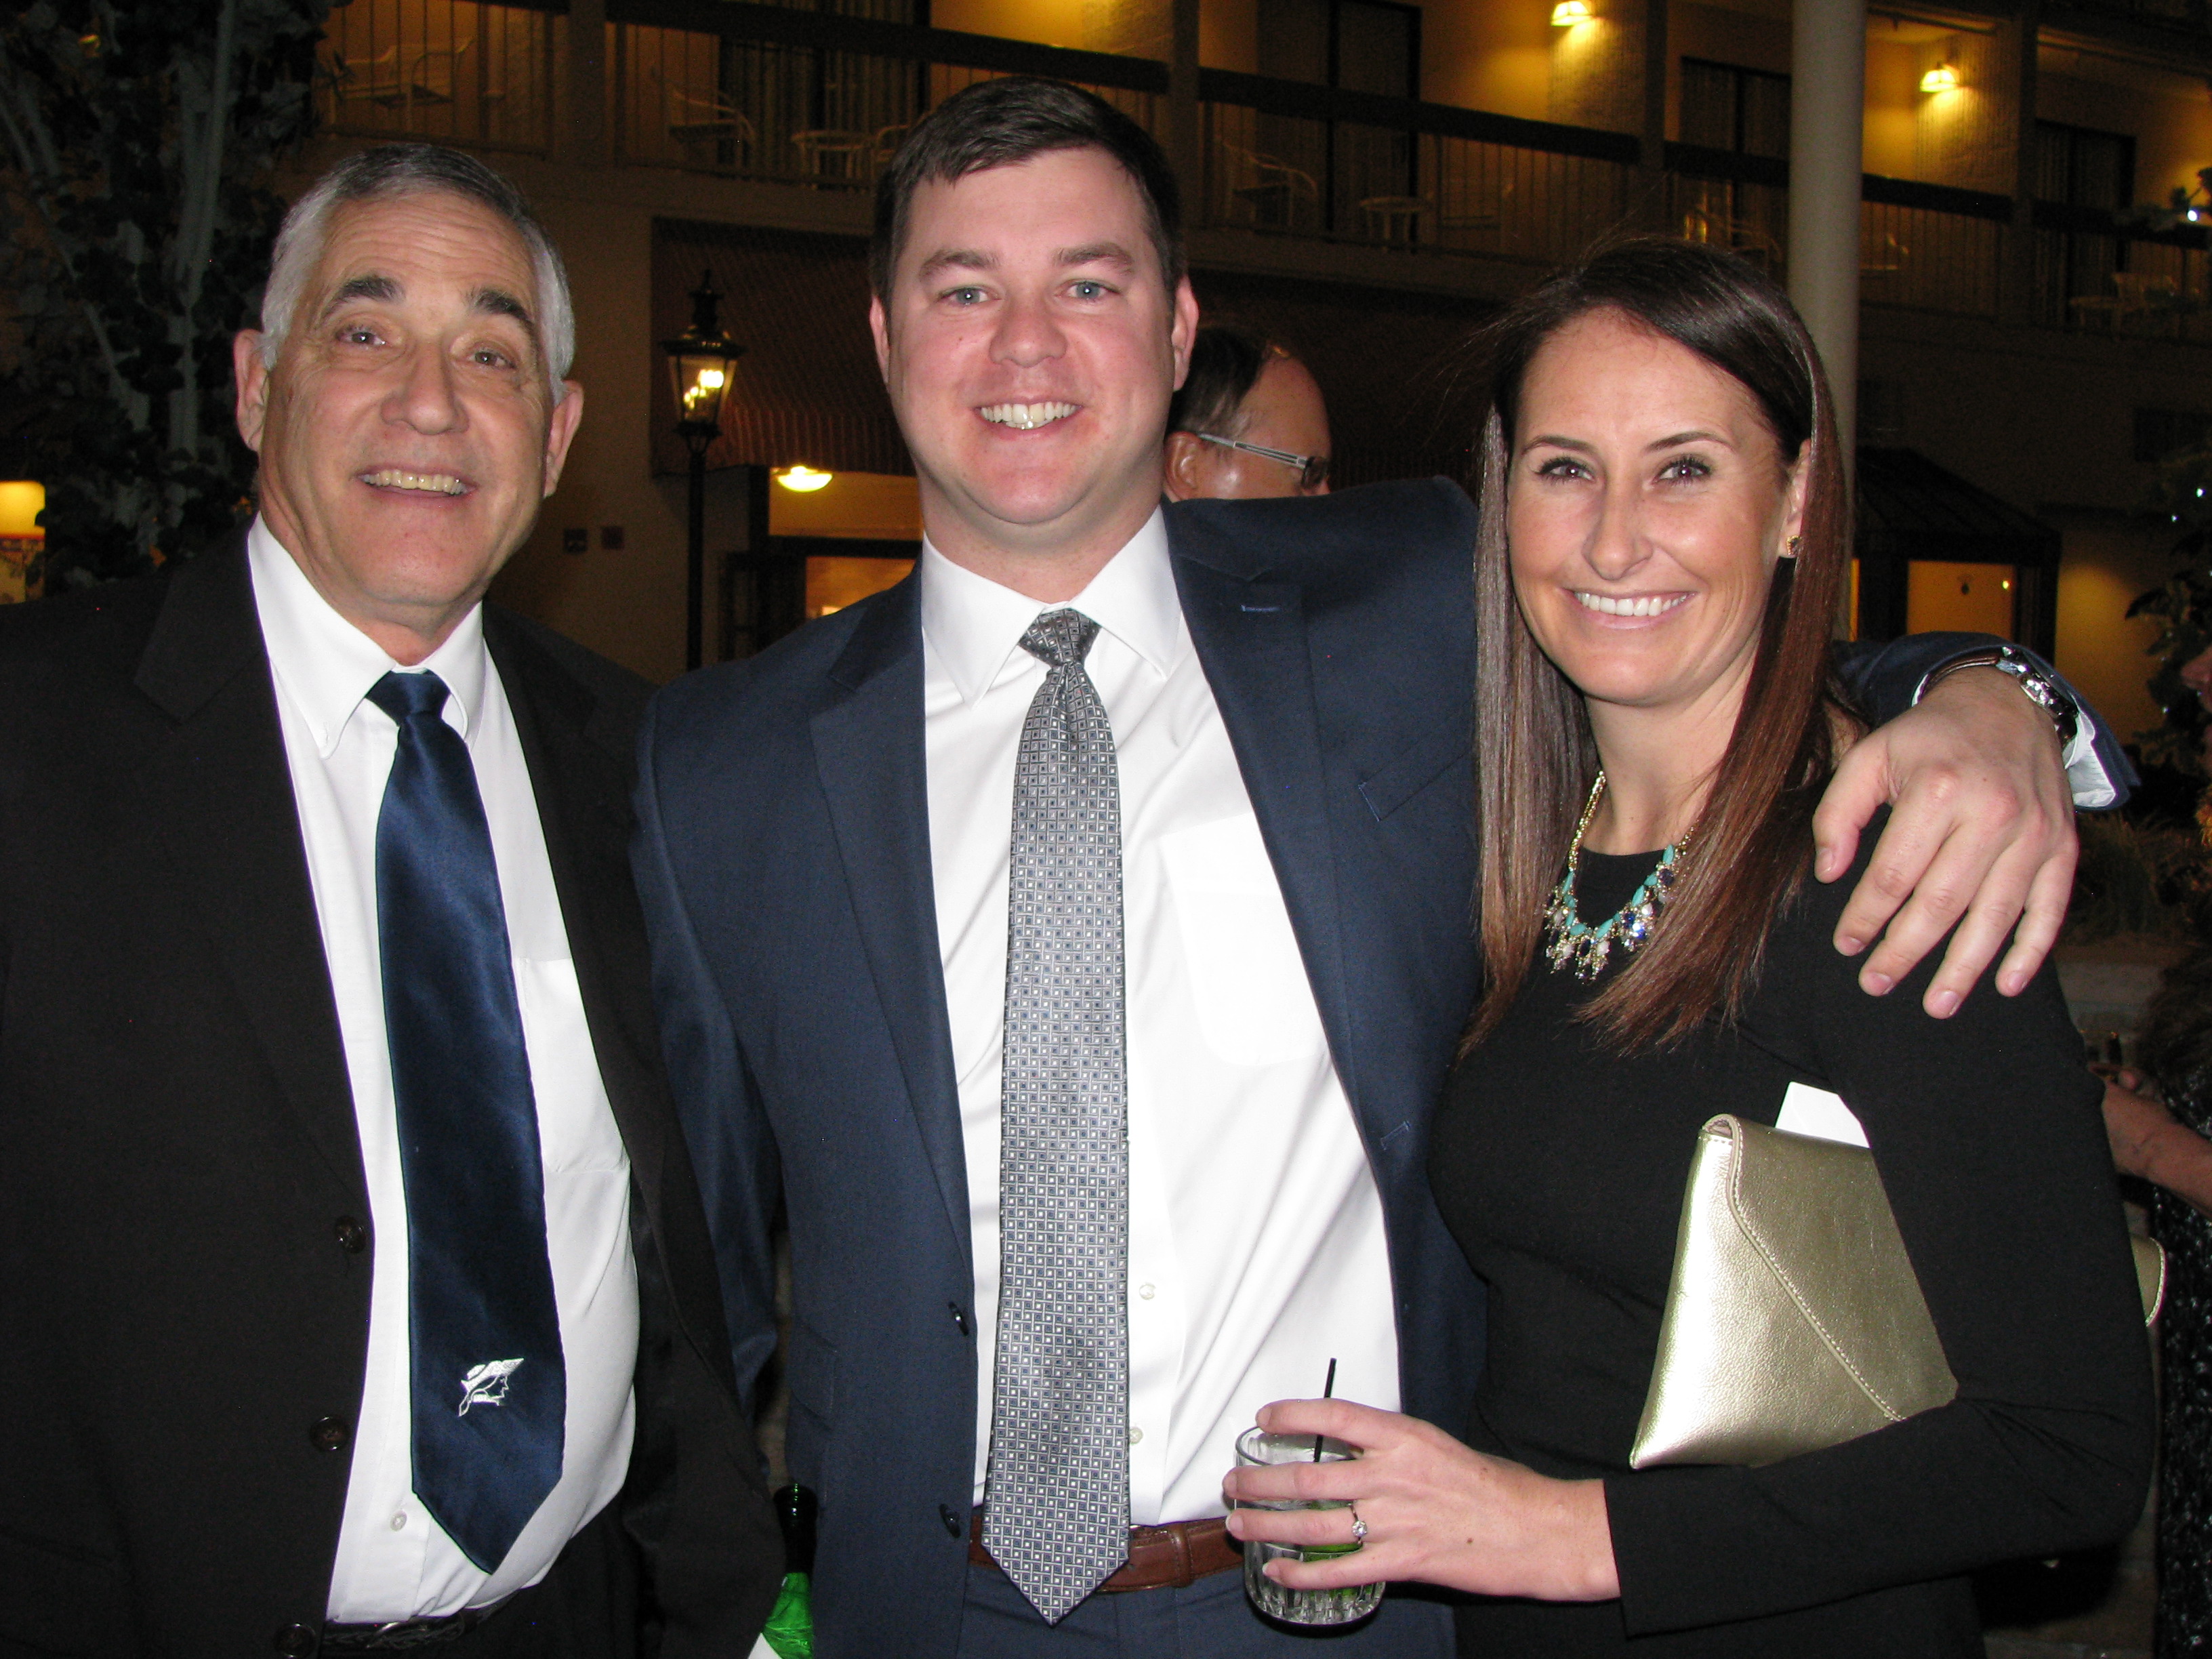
[0,541,779,1657]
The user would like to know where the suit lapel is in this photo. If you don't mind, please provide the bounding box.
[134,543,365,1200]
[1172,548,1364,1121]
[486,617,668,1206]
[809,576,970,1254]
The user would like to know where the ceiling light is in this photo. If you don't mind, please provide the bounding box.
[777,465,834,492]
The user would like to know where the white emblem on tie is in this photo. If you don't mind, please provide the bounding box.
[458,1357,525,1416]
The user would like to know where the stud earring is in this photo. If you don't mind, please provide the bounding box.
[1782,535,1802,560]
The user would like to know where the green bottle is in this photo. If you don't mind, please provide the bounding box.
[761,1483,817,1659]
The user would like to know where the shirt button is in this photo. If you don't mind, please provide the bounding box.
[333,1216,367,1254]
[1128,1425,1143,1445]
[1137,1284,1155,1300]
[389,1512,407,1532]
[309,1416,350,1453]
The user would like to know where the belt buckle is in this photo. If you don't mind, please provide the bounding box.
[322,1608,488,1650]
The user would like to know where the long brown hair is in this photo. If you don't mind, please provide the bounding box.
[1466,237,1852,1052]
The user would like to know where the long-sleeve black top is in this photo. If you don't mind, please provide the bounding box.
[1429,821,2155,1656]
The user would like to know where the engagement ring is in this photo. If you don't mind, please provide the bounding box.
[1349,1504,1368,1544]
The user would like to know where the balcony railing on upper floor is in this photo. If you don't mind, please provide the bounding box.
[611,0,1164,186]
[1196,71,1640,268]
[2031,201,2212,343]
[317,0,2212,337]
[319,0,556,152]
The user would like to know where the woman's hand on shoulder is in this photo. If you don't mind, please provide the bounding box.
[1221,1397,1620,1601]
[1811,667,2074,1018]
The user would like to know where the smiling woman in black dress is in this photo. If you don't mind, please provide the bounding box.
[1223,239,2154,1655]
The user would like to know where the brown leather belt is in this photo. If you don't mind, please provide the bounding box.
[968,1508,1241,1593]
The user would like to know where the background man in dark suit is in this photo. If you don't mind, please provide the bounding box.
[632,80,2109,1658]
[0,144,779,1657]
[1162,321,1333,501]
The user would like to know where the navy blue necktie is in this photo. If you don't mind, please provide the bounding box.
[369,670,565,1573]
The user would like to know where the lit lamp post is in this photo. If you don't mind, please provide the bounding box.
[663,270,744,671]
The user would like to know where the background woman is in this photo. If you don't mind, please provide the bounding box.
[1224,238,2154,1656]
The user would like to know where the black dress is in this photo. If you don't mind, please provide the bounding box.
[2134,945,2212,1658]
[1429,831,2155,1657]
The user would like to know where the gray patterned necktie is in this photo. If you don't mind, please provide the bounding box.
[983,608,1130,1623]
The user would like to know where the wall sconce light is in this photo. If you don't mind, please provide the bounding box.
[1551,1,1593,24]
[776,465,834,492]
[1919,63,1960,92]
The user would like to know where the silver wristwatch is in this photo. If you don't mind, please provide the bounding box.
[1923,645,2081,750]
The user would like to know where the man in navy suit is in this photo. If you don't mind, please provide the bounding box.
[634,79,2104,1659]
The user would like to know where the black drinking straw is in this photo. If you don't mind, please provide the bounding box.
[1313,1357,1338,1462]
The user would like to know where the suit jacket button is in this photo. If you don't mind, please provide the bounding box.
[940,1504,963,1537]
[333,1217,367,1254]
[948,1302,971,1336]
[310,1416,350,1453]
[273,1623,319,1656]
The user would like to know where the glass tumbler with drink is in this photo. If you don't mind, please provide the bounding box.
[1231,1426,1385,1625]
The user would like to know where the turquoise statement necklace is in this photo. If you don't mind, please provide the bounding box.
[1541,772,1694,980]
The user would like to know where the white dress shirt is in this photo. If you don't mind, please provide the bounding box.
[922,512,1399,1529]
[245,522,640,1621]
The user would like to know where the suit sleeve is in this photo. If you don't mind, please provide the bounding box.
[1835,632,2132,808]
[1604,830,2155,1633]
[631,695,785,1425]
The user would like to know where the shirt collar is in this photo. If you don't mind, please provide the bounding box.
[246,515,489,757]
[918,509,1185,707]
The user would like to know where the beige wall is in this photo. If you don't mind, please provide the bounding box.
[1426,0,1555,121]
[2050,510,2173,745]
[1864,36,1919,178]
[769,470,922,537]
[933,0,1090,50]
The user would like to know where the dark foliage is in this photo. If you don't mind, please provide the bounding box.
[0,0,331,586]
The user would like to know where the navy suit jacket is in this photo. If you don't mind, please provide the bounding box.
[630,478,2070,1658]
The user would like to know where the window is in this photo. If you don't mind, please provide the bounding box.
[1679,59,1792,161]
[2135,407,2212,464]
[1258,0,1419,98]
[2032,121,2137,326]
[1254,0,1420,234]
[1676,60,1790,268]
[2034,121,2135,210]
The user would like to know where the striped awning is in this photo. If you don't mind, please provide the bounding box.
[1856,447,2061,569]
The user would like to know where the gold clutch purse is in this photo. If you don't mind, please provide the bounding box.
[1629,1113,2165,1470]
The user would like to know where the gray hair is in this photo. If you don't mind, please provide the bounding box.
[259,144,575,400]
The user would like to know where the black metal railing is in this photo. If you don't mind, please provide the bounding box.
[2030,200,2212,342]
[319,0,557,152]
[1197,69,1639,262]
[611,0,1163,186]
[320,0,2212,335]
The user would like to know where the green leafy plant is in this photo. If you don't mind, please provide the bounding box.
[2064,813,2209,943]
[0,0,331,586]
[2127,443,2212,777]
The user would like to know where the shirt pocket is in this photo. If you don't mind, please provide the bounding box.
[1158,813,1327,1067]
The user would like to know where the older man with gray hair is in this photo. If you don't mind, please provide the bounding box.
[0,143,779,1656]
